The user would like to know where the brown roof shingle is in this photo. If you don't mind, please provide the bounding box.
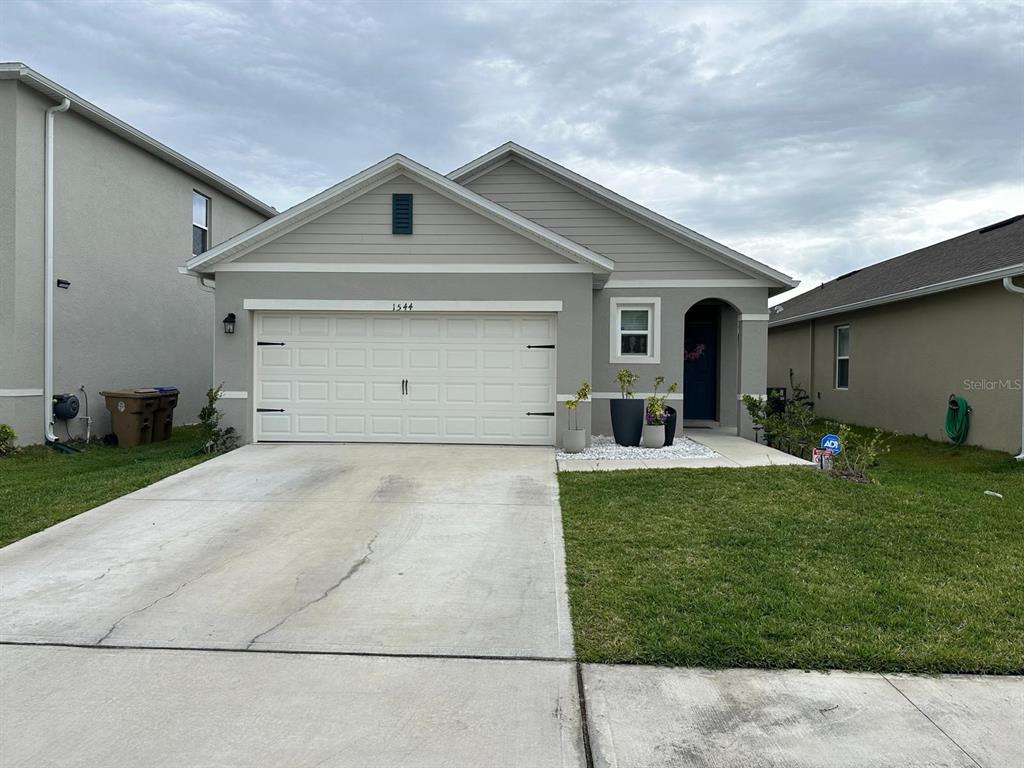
[771,215,1024,325]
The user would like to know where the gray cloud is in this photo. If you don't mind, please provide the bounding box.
[3,0,1021,299]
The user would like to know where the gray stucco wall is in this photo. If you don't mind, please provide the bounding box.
[212,272,593,445]
[767,280,1024,454]
[0,81,267,444]
[589,286,769,438]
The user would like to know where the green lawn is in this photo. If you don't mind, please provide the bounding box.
[559,433,1024,674]
[0,427,214,547]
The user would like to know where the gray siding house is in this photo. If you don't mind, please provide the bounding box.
[768,216,1024,456]
[184,143,796,446]
[1,64,273,445]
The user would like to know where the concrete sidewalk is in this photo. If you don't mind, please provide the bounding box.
[558,428,811,471]
[582,665,1023,768]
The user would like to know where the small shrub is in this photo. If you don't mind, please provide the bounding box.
[0,423,17,457]
[828,423,890,483]
[565,381,591,431]
[616,368,638,398]
[646,376,678,426]
[198,384,239,454]
[742,383,816,458]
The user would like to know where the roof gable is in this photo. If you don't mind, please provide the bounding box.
[770,215,1024,326]
[187,154,613,275]
[450,142,797,292]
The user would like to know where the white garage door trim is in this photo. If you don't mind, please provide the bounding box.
[244,299,563,312]
[252,310,558,445]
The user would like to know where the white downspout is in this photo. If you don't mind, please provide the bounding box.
[43,97,71,444]
[1003,276,1024,460]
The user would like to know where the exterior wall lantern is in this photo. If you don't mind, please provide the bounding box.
[222,313,236,334]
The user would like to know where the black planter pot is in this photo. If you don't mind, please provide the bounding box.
[610,398,644,446]
[664,406,678,446]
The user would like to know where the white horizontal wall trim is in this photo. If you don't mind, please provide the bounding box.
[243,299,563,312]
[738,393,767,400]
[216,262,594,274]
[739,314,770,321]
[0,388,43,397]
[588,392,684,400]
[220,391,248,399]
[603,278,777,289]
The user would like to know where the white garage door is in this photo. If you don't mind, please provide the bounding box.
[254,312,557,445]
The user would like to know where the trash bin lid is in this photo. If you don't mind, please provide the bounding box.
[155,386,179,394]
[99,388,161,398]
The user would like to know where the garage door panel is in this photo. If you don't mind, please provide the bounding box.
[255,311,556,445]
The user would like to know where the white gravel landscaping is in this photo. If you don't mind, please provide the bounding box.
[556,434,720,461]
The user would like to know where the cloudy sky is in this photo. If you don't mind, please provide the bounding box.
[3,0,1021,300]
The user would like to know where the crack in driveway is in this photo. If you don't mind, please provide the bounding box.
[246,531,380,649]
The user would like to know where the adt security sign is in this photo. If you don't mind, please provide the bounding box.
[821,434,843,455]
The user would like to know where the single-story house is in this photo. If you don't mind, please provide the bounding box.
[183,143,797,447]
[768,215,1024,456]
[1,63,274,445]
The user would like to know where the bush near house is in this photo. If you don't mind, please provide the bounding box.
[559,430,1024,674]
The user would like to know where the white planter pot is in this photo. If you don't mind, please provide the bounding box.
[642,424,665,449]
[562,429,586,453]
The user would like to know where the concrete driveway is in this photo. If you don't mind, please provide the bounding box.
[0,443,573,658]
[0,443,584,767]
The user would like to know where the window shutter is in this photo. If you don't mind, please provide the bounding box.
[392,193,413,234]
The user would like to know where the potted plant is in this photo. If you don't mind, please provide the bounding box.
[610,368,643,446]
[643,377,678,448]
[562,381,591,453]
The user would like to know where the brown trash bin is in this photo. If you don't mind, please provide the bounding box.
[100,389,160,447]
[152,387,180,442]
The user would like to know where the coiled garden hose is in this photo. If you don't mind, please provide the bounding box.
[945,396,970,446]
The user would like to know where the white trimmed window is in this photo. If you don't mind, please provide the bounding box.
[835,324,850,389]
[610,297,661,364]
[192,191,210,256]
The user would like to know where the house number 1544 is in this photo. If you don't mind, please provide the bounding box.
[392,302,414,311]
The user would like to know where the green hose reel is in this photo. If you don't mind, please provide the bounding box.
[945,395,971,446]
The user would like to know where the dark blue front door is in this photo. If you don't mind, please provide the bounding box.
[683,309,719,420]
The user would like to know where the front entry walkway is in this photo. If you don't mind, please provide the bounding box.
[558,427,811,471]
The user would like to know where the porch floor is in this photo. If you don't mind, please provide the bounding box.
[557,427,812,472]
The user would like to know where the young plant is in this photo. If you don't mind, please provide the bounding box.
[564,381,591,431]
[646,377,678,426]
[616,368,638,399]
[0,424,17,457]
[828,423,890,483]
[198,384,239,454]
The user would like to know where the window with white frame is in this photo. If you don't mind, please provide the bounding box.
[835,324,850,389]
[192,191,210,256]
[610,297,661,364]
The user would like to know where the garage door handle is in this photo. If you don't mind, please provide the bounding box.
[526,344,555,349]
[257,341,286,346]
[257,408,285,413]
[526,411,555,416]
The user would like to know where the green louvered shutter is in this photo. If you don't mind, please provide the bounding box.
[392,193,413,234]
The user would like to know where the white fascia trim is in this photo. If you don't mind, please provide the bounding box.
[0,388,43,397]
[244,299,563,312]
[220,390,248,399]
[609,296,662,365]
[0,64,275,218]
[187,154,613,274]
[216,262,593,274]
[739,314,770,321]
[449,142,797,289]
[603,278,779,289]
[769,264,1024,327]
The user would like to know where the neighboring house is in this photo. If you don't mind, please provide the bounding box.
[0,64,274,445]
[183,143,796,446]
[768,215,1024,455]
